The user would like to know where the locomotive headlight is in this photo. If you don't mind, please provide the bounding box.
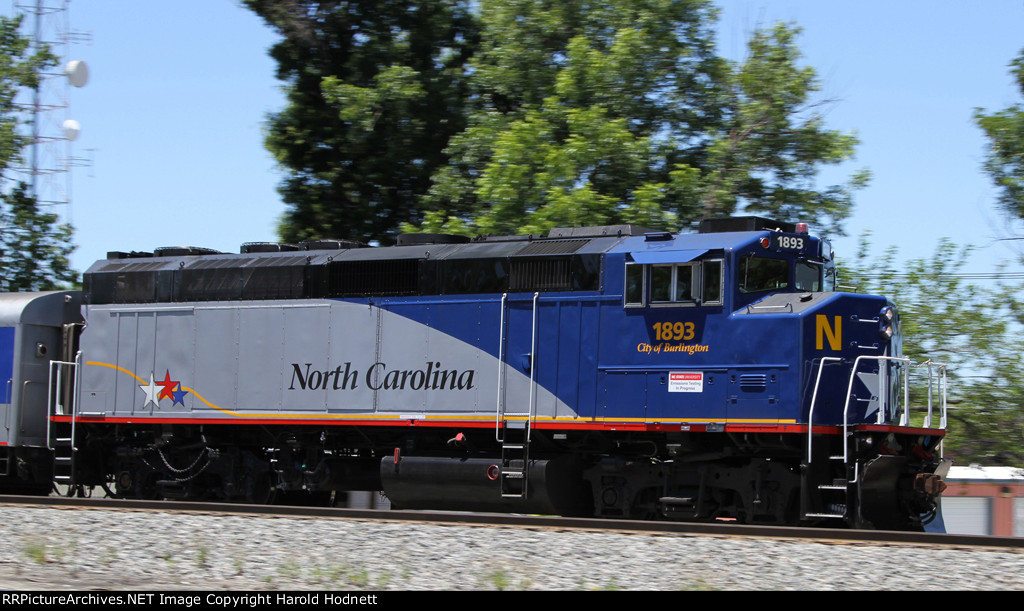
[879,306,896,341]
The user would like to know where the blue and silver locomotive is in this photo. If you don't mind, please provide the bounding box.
[0,217,950,529]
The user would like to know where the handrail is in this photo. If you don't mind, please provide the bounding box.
[745,303,794,313]
[806,357,842,462]
[806,355,947,465]
[494,293,508,442]
[916,360,948,430]
[527,292,539,443]
[47,355,80,450]
[841,355,910,461]
[4,379,10,431]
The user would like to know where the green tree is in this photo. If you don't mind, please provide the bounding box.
[0,183,75,291]
[975,49,1024,221]
[419,0,725,236]
[243,0,478,245]
[841,238,1024,466]
[700,23,868,235]
[252,2,866,242]
[417,6,865,237]
[0,14,76,291]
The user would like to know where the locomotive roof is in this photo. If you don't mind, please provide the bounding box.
[609,230,782,260]
[88,224,813,273]
[82,218,824,304]
[0,291,82,326]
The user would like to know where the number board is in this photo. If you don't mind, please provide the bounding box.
[775,235,807,251]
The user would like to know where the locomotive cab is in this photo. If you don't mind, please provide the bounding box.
[598,217,946,528]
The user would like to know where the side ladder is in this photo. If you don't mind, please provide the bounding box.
[494,292,539,500]
[499,420,530,498]
[47,358,79,488]
[802,439,855,521]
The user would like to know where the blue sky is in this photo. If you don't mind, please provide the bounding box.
[19,1,1024,278]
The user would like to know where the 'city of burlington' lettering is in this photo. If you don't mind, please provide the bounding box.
[288,361,476,391]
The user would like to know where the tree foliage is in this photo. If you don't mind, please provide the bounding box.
[248,1,866,243]
[243,0,478,245]
[975,48,1024,222]
[0,15,76,291]
[841,238,1024,466]
[419,0,726,236]
[701,24,868,235]
[418,6,865,238]
[0,183,75,291]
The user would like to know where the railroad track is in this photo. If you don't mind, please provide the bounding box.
[3,493,1021,551]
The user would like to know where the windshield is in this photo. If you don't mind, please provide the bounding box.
[739,256,788,293]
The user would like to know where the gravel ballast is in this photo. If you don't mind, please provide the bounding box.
[0,505,1022,591]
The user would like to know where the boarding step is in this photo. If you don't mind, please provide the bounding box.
[659,496,697,508]
[818,479,848,490]
[51,422,76,484]
[499,452,528,498]
[660,496,699,518]
[155,480,188,501]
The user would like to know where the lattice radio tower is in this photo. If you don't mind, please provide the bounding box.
[13,0,89,221]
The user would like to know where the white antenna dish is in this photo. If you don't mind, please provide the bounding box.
[61,119,80,141]
[65,60,89,87]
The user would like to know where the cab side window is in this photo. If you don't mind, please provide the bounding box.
[652,264,696,304]
[625,263,645,306]
[702,260,723,304]
[624,259,723,307]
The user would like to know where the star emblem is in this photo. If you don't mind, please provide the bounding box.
[139,373,160,407]
[856,371,880,419]
[157,370,179,401]
[172,385,189,406]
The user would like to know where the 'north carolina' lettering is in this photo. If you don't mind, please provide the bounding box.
[367,362,476,391]
[287,362,476,391]
[289,363,359,390]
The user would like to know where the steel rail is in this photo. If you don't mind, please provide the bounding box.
[1,494,1022,550]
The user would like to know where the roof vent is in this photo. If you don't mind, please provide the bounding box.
[395,233,470,246]
[298,239,367,251]
[153,246,222,257]
[240,242,299,254]
[106,251,153,260]
[548,225,656,238]
[698,216,796,234]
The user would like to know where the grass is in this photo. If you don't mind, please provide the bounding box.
[23,540,49,564]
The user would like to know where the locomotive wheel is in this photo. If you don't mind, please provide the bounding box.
[248,470,277,505]
[115,467,160,500]
[630,487,662,520]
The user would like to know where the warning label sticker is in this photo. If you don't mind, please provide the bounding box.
[668,371,703,393]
